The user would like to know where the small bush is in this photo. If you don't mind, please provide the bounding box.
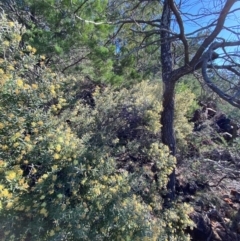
[0,12,194,241]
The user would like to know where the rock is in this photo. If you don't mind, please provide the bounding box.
[223,198,233,206]
[207,108,217,119]
[188,182,198,195]
[188,212,212,241]
[209,149,222,160]
[216,114,231,132]
[230,190,240,202]
[222,194,230,199]
[221,132,232,141]
[191,109,202,123]
[221,150,235,162]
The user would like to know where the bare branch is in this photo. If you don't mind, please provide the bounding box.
[62,55,89,73]
[201,42,240,108]
[190,0,237,65]
[169,0,189,64]
[74,0,89,14]
[209,65,240,77]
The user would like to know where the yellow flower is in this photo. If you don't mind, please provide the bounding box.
[52,175,57,181]
[55,144,61,152]
[57,137,64,143]
[57,194,63,199]
[13,34,21,42]
[53,153,60,160]
[37,121,44,126]
[0,122,5,129]
[39,93,46,99]
[18,117,25,123]
[13,142,19,148]
[1,189,10,197]
[23,84,30,90]
[42,174,48,179]
[3,41,9,47]
[51,105,57,112]
[7,65,14,71]
[8,113,14,119]
[14,132,21,139]
[102,176,108,181]
[38,178,43,184]
[31,48,37,54]
[40,195,45,200]
[26,45,32,52]
[48,189,54,194]
[32,84,38,90]
[8,22,15,27]
[0,69,4,75]
[6,171,16,180]
[26,144,33,151]
[1,145,8,150]
[52,165,58,171]
[49,230,55,236]
[59,98,66,103]
[6,202,13,209]
[24,135,31,142]
[33,128,38,134]
[50,90,56,96]
[49,85,55,91]
[0,160,5,167]
[39,207,48,217]
[16,79,23,87]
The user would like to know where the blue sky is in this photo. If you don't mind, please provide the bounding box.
[172,0,240,61]
[179,0,240,41]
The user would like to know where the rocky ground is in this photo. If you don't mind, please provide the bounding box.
[177,105,240,240]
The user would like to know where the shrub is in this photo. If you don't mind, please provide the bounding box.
[0,12,194,241]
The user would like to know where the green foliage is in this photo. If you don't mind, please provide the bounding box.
[107,0,163,81]
[1,0,121,83]
[175,84,196,149]
[176,78,200,116]
[0,13,194,241]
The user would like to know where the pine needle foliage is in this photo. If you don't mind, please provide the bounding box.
[0,13,194,241]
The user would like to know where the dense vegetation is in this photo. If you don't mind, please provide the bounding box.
[0,13,195,241]
[0,1,240,241]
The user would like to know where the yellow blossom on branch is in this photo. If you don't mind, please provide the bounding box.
[55,144,61,152]
[16,79,23,87]
[39,208,48,217]
[0,122,5,129]
[6,171,16,180]
[53,153,60,160]
[8,22,15,27]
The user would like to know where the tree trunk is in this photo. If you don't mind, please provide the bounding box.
[161,81,176,201]
[160,0,176,202]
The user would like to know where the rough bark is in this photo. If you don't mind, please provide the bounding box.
[160,0,176,201]
[161,81,176,201]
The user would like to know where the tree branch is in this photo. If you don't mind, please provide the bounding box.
[169,0,189,64]
[74,0,89,14]
[201,42,240,108]
[190,0,237,66]
[61,55,89,73]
